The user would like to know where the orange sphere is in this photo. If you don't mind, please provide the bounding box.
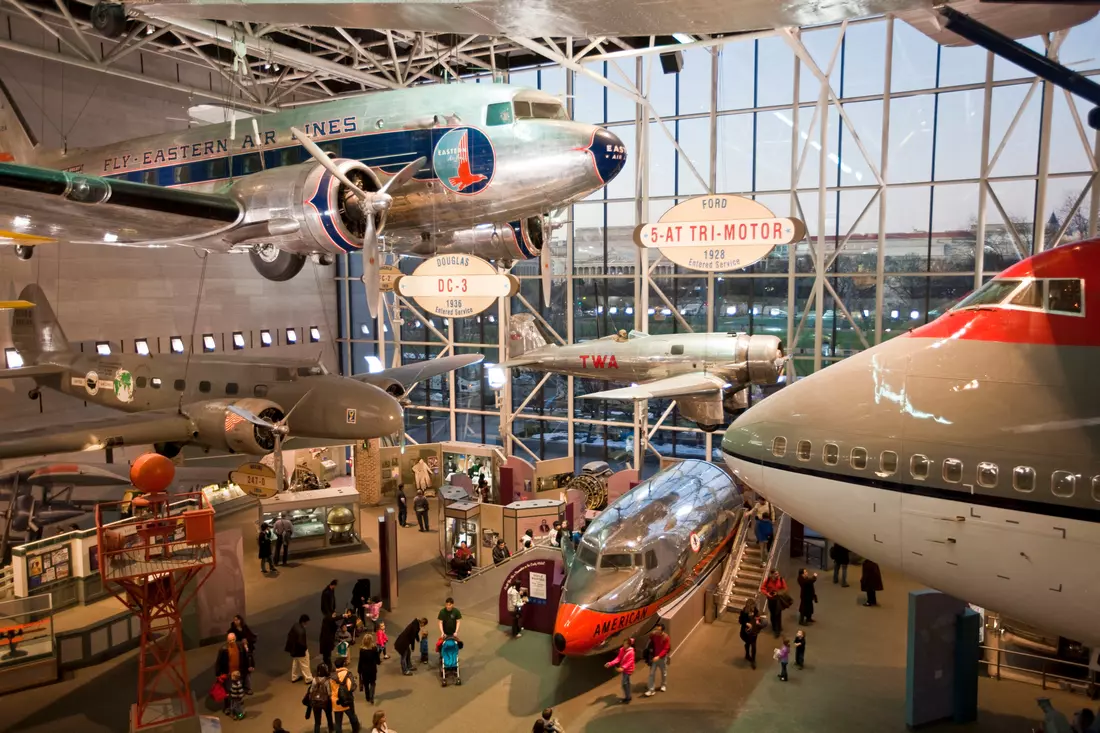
[130,453,176,493]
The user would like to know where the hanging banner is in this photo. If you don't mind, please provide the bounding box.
[633,195,805,272]
[396,254,519,318]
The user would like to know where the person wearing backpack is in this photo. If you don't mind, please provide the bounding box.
[643,622,670,697]
[306,663,334,733]
[329,657,361,733]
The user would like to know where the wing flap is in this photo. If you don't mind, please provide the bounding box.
[0,410,196,460]
[577,372,729,401]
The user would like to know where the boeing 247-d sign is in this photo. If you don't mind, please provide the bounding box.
[633,195,806,272]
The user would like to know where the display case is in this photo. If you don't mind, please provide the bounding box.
[440,500,480,573]
[258,486,363,556]
[502,499,565,554]
[441,442,502,503]
[200,481,254,516]
[0,595,58,694]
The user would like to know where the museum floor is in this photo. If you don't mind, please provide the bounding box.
[0,498,1084,733]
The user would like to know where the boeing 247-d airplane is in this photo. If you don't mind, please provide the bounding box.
[0,81,625,312]
[722,239,1100,652]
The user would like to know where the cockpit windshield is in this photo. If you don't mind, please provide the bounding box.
[953,279,1023,310]
[951,277,1084,315]
[513,99,568,120]
[296,365,327,377]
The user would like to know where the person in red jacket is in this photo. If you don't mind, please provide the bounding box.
[761,569,788,637]
[604,638,636,704]
[643,622,670,697]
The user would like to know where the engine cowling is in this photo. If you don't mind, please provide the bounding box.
[408,214,548,264]
[228,159,380,257]
[720,334,786,387]
[189,398,285,455]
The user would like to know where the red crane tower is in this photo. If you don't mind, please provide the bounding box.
[95,454,217,731]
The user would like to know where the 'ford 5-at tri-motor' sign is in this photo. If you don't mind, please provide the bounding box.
[633,195,806,272]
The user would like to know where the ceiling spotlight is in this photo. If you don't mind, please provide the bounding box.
[170,336,185,354]
[95,341,111,356]
[134,339,150,356]
[673,33,694,44]
[103,232,118,243]
[145,24,155,35]
[309,326,321,343]
[232,332,246,349]
[264,61,271,70]
[12,216,29,228]
[364,356,383,373]
[273,64,280,72]
[260,330,273,346]
[202,334,216,352]
[285,328,298,344]
[4,348,23,369]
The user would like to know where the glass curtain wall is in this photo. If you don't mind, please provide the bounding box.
[336,16,1100,476]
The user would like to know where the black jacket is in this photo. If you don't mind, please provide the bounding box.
[215,640,250,677]
[413,495,429,513]
[394,619,421,653]
[492,544,511,564]
[257,529,273,559]
[321,585,337,618]
[285,622,308,657]
[319,616,338,655]
[357,647,381,682]
[228,621,257,651]
[830,543,850,564]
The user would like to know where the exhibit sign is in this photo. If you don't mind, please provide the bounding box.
[229,462,279,499]
[633,195,805,272]
[379,264,402,292]
[395,254,519,318]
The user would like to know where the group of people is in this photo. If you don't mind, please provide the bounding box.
[395,484,432,532]
[213,615,259,719]
[601,622,672,704]
[257,513,295,574]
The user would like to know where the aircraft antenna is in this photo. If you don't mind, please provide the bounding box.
[178,253,209,414]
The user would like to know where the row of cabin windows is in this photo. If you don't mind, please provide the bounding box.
[130,376,269,398]
[771,437,1099,502]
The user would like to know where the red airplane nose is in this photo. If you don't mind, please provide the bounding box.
[553,602,607,656]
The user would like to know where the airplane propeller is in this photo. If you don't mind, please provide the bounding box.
[290,126,425,319]
[227,389,315,492]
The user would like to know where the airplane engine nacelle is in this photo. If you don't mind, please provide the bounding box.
[427,215,547,264]
[723,334,785,386]
[190,399,285,455]
[368,378,406,400]
[229,159,381,257]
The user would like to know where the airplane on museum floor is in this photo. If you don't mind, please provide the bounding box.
[722,239,1100,653]
[553,459,743,656]
[502,313,786,431]
[0,284,482,461]
[0,80,625,314]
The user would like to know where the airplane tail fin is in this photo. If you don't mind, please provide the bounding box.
[12,284,70,360]
[0,78,38,164]
[507,313,547,360]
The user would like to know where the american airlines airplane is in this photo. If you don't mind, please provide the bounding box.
[722,239,1100,652]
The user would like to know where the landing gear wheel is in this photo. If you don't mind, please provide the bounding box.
[249,245,306,282]
[697,423,721,433]
[13,245,33,261]
[90,2,127,38]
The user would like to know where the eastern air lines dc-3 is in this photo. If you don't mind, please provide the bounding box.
[0,80,625,313]
[0,284,483,461]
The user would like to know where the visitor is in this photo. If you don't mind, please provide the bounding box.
[861,559,883,607]
[797,569,819,625]
[643,621,670,697]
[521,529,535,550]
[830,542,850,587]
[357,633,381,705]
[228,615,258,662]
[419,629,430,665]
[307,663,334,733]
[794,629,807,669]
[273,512,294,566]
[285,614,313,683]
[322,579,339,618]
[1036,697,1072,733]
[604,638,636,704]
[394,617,426,675]
[370,710,394,733]
[216,631,253,696]
[329,656,360,733]
[761,569,788,636]
[320,612,338,668]
[396,484,409,527]
[335,616,353,660]
[258,521,276,574]
[538,708,564,732]
[477,474,489,502]
[438,597,462,638]
[451,542,475,578]
[775,638,790,681]
[272,718,290,733]
[492,538,511,564]
[227,670,246,720]
[414,490,430,531]
[1072,707,1098,732]
[738,599,763,670]
[549,521,563,547]
[507,581,527,638]
[754,512,774,563]
[375,621,389,660]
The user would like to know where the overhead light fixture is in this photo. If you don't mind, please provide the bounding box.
[134,339,150,356]
[273,64,280,72]
[170,336,185,354]
[364,356,383,373]
[4,348,23,369]
[145,23,154,34]
[726,306,737,316]
[232,332,245,349]
[673,33,694,44]
[103,232,118,243]
[260,330,272,347]
[910,310,920,319]
[286,328,298,344]
[202,334,216,352]
[486,364,507,390]
[95,342,111,356]
[309,326,321,343]
[12,216,29,228]
[890,310,899,319]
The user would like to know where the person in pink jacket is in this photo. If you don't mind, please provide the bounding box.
[604,638,636,704]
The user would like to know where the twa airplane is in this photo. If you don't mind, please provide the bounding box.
[722,239,1100,653]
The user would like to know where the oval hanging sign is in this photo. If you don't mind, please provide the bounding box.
[633,195,805,272]
[379,264,402,293]
[396,254,519,318]
[229,461,279,499]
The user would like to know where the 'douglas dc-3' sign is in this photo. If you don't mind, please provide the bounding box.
[395,254,519,318]
[633,195,806,272]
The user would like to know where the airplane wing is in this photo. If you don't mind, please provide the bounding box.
[0,365,66,379]
[0,409,196,461]
[354,353,485,390]
[0,163,244,252]
[577,372,729,401]
[500,357,542,368]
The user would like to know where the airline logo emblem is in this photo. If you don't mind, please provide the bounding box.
[432,127,494,195]
[579,355,619,368]
[689,532,701,553]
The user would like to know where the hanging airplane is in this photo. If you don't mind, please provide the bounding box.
[722,239,1100,651]
[502,313,786,431]
[0,81,626,314]
[0,284,482,461]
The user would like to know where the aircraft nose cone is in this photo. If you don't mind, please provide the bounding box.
[553,633,567,653]
[587,127,627,184]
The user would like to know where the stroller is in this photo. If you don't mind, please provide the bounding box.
[439,635,463,687]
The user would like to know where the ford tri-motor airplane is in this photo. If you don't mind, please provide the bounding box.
[503,313,785,431]
[723,239,1100,652]
[0,284,482,461]
[0,82,625,313]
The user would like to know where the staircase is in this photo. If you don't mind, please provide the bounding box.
[717,509,791,616]
[726,543,766,611]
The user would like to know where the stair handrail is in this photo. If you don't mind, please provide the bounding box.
[449,536,554,583]
[716,508,751,614]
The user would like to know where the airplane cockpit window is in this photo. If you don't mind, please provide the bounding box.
[1051,470,1077,498]
[910,454,931,480]
[577,542,598,567]
[601,553,634,570]
[1009,280,1043,309]
[977,462,999,488]
[1047,279,1083,314]
[952,279,1022,310]
[644,550,658,570]
[513,99,568,120]
[486,102,513,126]
[670,344,685,355]
[943,459,963,484]
[1013,466,1036,493]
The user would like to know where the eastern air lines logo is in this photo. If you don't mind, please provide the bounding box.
[432,127,494,195]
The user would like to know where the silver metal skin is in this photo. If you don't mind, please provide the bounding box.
[503,314,785,430]
[554,459,743,655]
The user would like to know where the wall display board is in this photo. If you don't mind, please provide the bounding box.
[26,546,71,590]
[633,195,805,272]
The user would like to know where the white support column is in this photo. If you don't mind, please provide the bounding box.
[633,54,647,473]
[566,42,576,463]
[975,51,994,291]
[875,17,894,346]
[787,39,800,361]
[706,47,718,461]
[1033,46,1057,254]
